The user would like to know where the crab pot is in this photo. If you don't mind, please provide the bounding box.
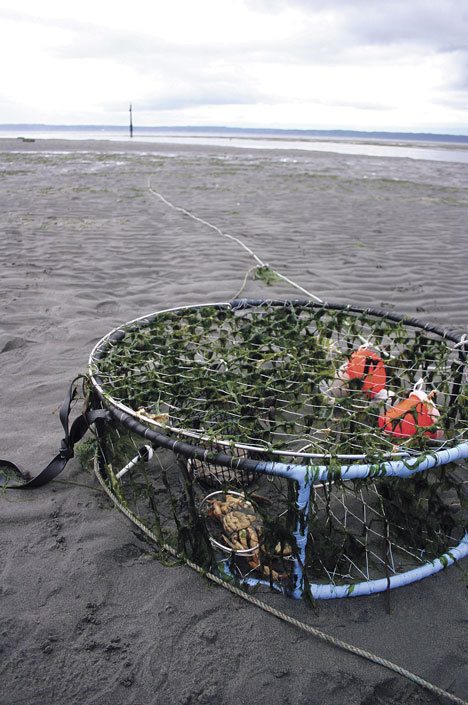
[89,299,468,599]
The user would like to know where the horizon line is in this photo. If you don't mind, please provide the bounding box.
[1,123,468,139]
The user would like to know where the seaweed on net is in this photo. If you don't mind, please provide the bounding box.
[94,426,216,568]
[88,427,466,593]
[95,305,466,458]
[89,302,467,595]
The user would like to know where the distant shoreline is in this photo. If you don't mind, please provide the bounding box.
[1,123,468,145]
[2,133,468,164]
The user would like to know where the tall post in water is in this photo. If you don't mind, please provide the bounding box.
[129,103,133,138]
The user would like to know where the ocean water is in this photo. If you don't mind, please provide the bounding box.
[2,126,468,164]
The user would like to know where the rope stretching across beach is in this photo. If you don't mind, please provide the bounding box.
[140,178,468,705]
[147,177,324,303]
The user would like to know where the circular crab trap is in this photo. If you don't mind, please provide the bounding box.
[89,299,468,600]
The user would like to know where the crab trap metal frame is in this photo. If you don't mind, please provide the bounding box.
[89,299,468,600]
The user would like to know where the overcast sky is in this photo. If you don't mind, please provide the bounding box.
[1,0,467,134]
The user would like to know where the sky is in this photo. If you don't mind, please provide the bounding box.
[1,0,467,134]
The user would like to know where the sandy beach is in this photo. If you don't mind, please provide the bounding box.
[1,137,467,705]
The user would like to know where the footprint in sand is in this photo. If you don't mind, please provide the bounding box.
[0,336,34,353]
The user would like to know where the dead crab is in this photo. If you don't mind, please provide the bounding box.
[206,494,292,581]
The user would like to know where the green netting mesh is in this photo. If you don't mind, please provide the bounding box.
[87,300,467,597]
[91,301,467,461]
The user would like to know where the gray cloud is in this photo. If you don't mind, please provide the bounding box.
[248,1,468,53]
[312,96,392,111]
[1,2,467,122]
[249,0,468,101]
[343,1,468,52]
[446,52,468,92]
[4,3,467,68]
[138,86,261,111]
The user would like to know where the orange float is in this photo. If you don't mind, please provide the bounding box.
[378,389,443,439]
[345,348,387,398]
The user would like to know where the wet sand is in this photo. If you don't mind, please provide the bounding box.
[0,138,467,705]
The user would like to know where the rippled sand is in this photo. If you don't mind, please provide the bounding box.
[1,138,467,705]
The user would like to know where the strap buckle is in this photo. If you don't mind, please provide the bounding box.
[59,439,74,461]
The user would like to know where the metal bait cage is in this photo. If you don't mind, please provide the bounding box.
[88,299,468,599]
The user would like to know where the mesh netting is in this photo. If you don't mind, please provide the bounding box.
[88,300,468,599]
[90,300,467,461]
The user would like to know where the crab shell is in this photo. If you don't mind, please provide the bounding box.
[207,495,290,581]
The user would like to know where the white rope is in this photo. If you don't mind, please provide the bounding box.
[453,334,467,350]
[147,178,323,304]
[232,264,258,300]
[94,459,467,705]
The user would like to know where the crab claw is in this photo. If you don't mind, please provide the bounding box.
[206,499,224,520]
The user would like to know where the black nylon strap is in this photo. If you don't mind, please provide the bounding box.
[0,381,110,490]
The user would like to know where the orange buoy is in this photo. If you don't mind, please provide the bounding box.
[346,348,387,398]
[378,389,443,439]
